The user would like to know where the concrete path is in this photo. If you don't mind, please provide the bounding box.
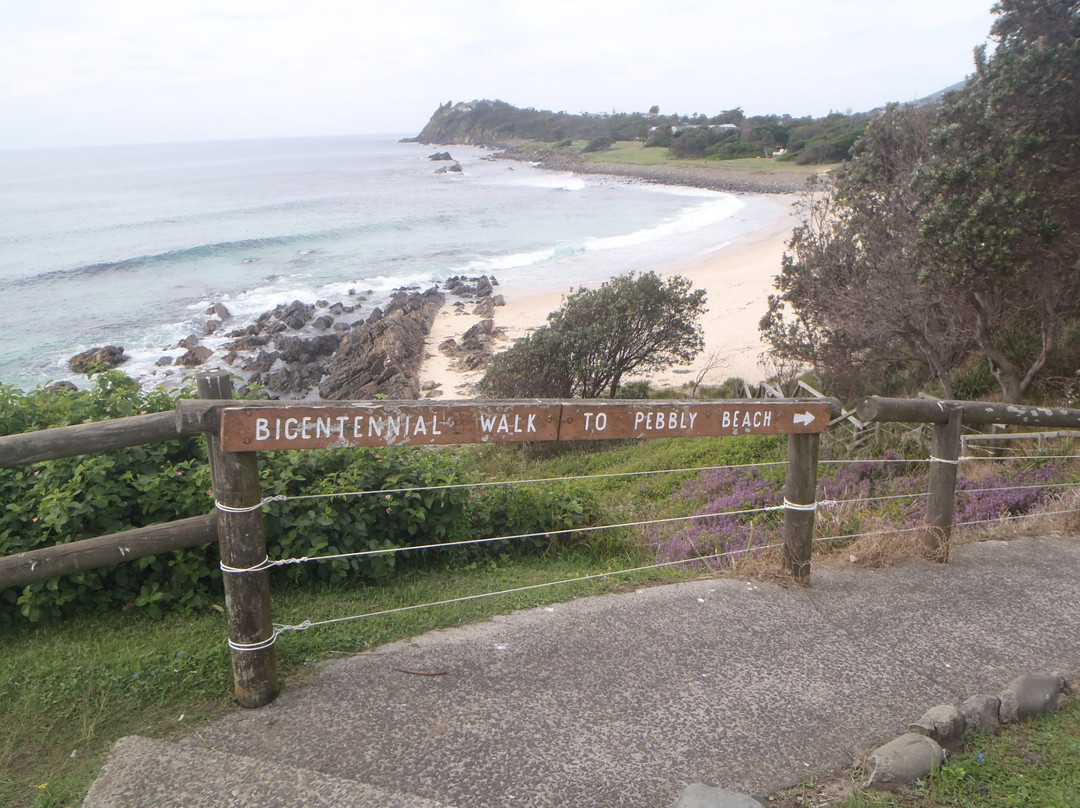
[82,535,1080,807]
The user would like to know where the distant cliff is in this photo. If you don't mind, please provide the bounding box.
[412,100,658,146]
[410,99,874,166]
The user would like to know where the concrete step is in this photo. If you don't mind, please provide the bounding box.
[81,735,459,808]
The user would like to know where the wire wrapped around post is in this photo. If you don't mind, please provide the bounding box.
[199,370,280,708]
[783,432,820,584]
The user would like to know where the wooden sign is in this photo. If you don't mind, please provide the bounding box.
[219,402,563,451]
[558,401,832,440]
[219,400,832,452]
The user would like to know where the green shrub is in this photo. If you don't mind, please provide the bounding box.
[0,375,607,623]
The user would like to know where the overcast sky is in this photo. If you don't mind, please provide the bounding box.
[0,0,997,151]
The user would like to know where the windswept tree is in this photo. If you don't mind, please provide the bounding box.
[761,104,972,398]
[480,272,706,399]
[762,0,1080,402]
[914,0,1080,402]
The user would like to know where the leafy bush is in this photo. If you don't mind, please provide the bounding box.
[480,271,706,399]
[0,374,606,622]
[582,136,614,153]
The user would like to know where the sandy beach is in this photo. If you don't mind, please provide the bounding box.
[419,191,798,399]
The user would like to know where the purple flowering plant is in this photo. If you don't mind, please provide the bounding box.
[650,446,1066,567]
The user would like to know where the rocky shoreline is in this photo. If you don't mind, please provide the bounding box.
[68,276,505,400]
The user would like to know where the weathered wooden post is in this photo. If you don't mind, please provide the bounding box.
[783,432,820,584]
[923,406,962,563]
[198,370,280,708]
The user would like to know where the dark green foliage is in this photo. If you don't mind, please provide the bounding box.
[0,374,605,623]
[762,0,1080,402]
[913,0,1080,401]
[669,128,713,158]
[582,136,614,153]
[480,272,706,399]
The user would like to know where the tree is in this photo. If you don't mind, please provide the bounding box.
[912,0,1080,402]
[763,0,1080,403]
[761,105,972,398]
[480,272,706,399]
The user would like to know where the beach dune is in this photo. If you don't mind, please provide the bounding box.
[420,193,797,399]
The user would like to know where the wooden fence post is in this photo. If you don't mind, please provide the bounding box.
[783,432,819,584]
[198,371,280,708]
[923,406,962,563]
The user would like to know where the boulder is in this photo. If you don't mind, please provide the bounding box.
[177,346,214,367]
[204,302,231,321]
[428,151,454,161]
[241,350,280,374]
[69,346,128,373]
[44,381,79,394]
[999,672,1070,723]
[959,695,1001,735]
[909,704,965,747]
[264,300,315,330]
[224,334,271,353]
[671,783,764,808]
[434,163,463,174]
[865,733,945,790]
[275,334,340,363]
[473,297,495,318]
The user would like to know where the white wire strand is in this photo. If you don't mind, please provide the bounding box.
[271,461,790,505]
[257,504,789,568]
[269,541,786,637]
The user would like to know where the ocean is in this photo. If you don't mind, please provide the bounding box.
[0,135,782,391]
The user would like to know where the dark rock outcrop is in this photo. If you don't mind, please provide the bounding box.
[177,346,214,367]
[69,346,128,373]
[319,287,445,400]
[428,151,454,161]
[438,318,503,371]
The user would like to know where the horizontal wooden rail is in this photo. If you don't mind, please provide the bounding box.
[0,411,182,468]
[0,513,218,590]
[857,396,1080,428]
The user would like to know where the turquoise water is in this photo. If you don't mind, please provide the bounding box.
[0,135,779,390]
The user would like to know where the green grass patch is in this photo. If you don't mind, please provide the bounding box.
[576,140,836,175]
[0,554,693,808]
[835,696,1080,807]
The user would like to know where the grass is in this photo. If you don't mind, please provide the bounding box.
[575,139,837,175]
[0,554,694,808]
[780,693,1080,807]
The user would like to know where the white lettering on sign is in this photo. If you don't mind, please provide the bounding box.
[720,410,773,430]
[252,413,445,444]
[582,412,608,432]
[632,410,699,432]
[478,413,539,435]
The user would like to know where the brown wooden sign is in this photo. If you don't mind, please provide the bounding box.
[219,400,832,452]
[219,403,563,451]
[558,402,832,440]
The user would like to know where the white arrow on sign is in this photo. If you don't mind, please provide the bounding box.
[793,411,816,426]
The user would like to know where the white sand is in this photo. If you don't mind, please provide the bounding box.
[419,194,797,399]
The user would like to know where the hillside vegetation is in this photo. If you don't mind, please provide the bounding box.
[412,98,870,165]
